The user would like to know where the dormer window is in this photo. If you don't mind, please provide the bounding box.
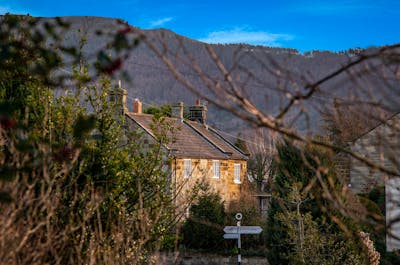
[212,160,220,179]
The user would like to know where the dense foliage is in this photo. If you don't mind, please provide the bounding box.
[0,14,177,265]
[266,140,369,264]
[181,190,226,250]
[143,104,172,118]
[360,187,400,265]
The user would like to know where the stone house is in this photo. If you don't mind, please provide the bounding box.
[348,112,400,251]
[349,113,400,193]
[112,89,249,211]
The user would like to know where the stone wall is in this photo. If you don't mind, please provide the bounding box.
[334,150,351,184]
[173,158,247,206]
[155,252,269,265]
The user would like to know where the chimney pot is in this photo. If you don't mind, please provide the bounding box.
[132,98,142,114]
[189,101,207,124]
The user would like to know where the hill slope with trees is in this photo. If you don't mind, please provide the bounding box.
[30,15,400,133]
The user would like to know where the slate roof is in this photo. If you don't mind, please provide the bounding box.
[350,111,400,142]
[125,112,248,160]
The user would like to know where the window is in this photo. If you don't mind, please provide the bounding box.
[184,159,192,178]
[234,164,241,184]
[212,160,220,178]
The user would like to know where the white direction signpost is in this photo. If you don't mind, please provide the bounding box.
[223,233,239,239]
[223,213,263,265]
[223,226,263,235]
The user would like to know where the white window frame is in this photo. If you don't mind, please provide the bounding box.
[234,163,241,184]
[212,160,220,179]
[183,159,192,178]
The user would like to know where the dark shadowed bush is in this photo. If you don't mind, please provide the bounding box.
[182,191,226,250]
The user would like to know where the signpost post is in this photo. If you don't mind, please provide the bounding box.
[223,213,263,265]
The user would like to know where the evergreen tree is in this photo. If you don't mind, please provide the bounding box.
[267,140,368,264]
[182,187,226,250]
[143,104,172,117]
[234,132,249,154]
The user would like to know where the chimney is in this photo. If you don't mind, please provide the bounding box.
[132,98,142,114]
[109,81,128,114]
[171,102,184,120]
[189,99,207,124]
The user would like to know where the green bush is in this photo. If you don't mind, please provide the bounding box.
[182,191,226,250]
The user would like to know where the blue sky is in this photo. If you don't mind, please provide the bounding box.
[1,0,399,52]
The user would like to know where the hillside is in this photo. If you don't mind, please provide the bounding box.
[18,16,400,134]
